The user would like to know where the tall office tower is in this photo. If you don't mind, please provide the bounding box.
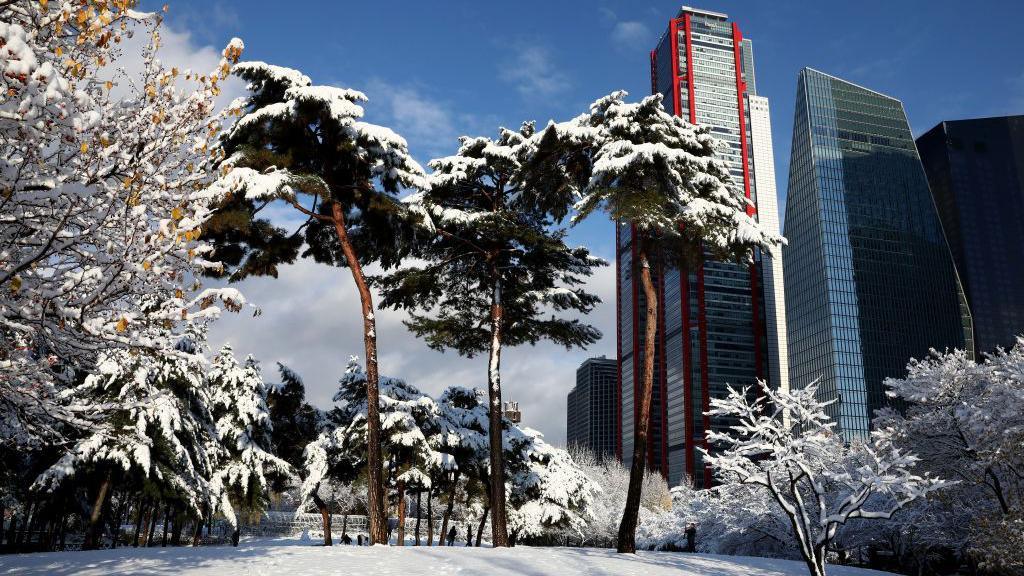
[616,6,788,489]
[916,116,1024,355]
[782,68,973,439]
[566,357,618,459]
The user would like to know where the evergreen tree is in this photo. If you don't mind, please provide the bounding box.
[505,428,597,545]
[378,122,603,546]
[544,91,783,552]
[32,343,221,550]
[204,62,426,544]
[266,363,321,487]
[207,345,293,546]
[300,358,453,545]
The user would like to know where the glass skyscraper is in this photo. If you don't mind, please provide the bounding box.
[916,116,1024,355]
[617,6,788,489]
[566,356,618,459]
[783,68,973,438]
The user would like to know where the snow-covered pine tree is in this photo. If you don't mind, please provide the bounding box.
[331,358,453,545]
[540,91,783,553]
[703,381,947,576]
[32,340,221,550]
[379,122,604,546]
[207,345,293,546]
[434,386,491,546]
[505,427,597,545]
[0,2,246,448]
[266,363,321,490]
[204,62,426,545]
[299,358,453,545]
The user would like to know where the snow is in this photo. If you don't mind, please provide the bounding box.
[0,540,897,576]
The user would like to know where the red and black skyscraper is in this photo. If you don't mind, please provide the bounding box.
[617,6,789,488]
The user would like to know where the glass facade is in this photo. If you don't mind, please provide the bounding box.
[783,68,973,438]
[916,116,1024,355]
[566,357,619,459]
[618,7,787,489]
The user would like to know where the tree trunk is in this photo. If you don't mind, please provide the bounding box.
[191,505,206,547]
[617,247,657,554]
[330,201,387,546]
[161,505,170,547]
[486,275,510,547]
[142,503,156,547]
[342,513,348,538]
[171,511,184,546]
[414,489,422,546]
[439,471,458,546]
[426,483,434,546]
[396,480,407,546]
[6,513,17,549]
[110,491,128,549]
[312,490,332,546]
[133,496,146,547]
[475,506,489,547]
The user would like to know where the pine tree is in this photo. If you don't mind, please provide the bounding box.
[266,363,321,488]
[505,427,597,545]
[300,358,453,545]
[203,61,426,544]
[207,345,293,546]
[543,91,783,552]
[32,342,221,550]
[378,122,603,546]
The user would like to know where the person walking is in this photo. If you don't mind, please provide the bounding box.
[684,523,697,552]
[446,525,457,547]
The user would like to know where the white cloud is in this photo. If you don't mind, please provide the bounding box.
[107,20,246,108]
[362,80,481,160]
[208,259,616,446]
[611,21,653,51]
[499,44,571,97]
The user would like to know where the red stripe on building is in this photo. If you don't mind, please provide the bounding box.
[615,224,623,461]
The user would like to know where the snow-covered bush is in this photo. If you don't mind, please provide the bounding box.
[571,448,669,547]
[703,382,946,576]
[877,338,1024,574]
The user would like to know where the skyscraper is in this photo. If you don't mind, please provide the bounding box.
[783,68,973,438]
[566,356,618,458]
[916,116,1024,355]
[616,6,788,488]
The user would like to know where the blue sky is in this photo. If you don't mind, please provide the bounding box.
[148,0,1024,443]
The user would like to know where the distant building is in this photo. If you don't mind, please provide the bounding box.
[782,68,973,439]
[502,401,521,424]
[617,5,788,489]
[916,115,1024,355]
[566,356,617,459]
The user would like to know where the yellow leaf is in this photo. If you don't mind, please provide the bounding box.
[175,289,184,299]
[105,80,112,90]
[9,276,22,293]
[80,142,88,153]
[142,261,152,271]
[171,207,182,220]
[55,46,63,57]
[115,318,128,332]
[39,0,48,11]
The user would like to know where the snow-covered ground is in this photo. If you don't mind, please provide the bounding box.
[0,538,895,576]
